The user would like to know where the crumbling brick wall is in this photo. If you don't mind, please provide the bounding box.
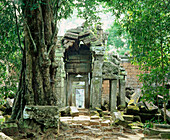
[120,56,143,93]
[102,80,110,105]
[101,56,144,106]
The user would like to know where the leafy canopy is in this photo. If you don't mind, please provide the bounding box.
[101,0,169,106]
[0,0,22,104]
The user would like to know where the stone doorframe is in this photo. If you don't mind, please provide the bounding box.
[90,54,104,109]
[66,74,90,108]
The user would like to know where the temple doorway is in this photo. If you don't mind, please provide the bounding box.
[72,81,85,108]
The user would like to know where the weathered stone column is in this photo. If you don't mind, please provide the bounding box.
[119,79,126,107]
[90,55,103,109]
[110,79,117,112]
[55,47,66,107]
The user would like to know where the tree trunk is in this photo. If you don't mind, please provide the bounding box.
[11,0,58,120]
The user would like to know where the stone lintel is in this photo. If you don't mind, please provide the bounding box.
[102,74,118,80]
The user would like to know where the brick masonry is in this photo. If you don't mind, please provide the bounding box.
[120,60,143,92]
[101,56,144,105]
[102,80,110,105]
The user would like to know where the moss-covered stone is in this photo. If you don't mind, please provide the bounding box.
[1,122,19,136]
[126,105,140,114]
[23,106,59,128]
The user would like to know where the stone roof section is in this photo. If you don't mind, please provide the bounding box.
[61,26,104,53]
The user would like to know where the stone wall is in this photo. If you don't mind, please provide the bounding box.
[101,56,144,106]
[102,80,110,105]
[120,56,142,93]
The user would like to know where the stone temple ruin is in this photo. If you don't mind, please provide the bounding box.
[55,25,126,112]
[2,25,170,140]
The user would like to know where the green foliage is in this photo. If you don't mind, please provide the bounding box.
[52,0,75,20]
[106,20,131,55]
[0,0,105,107]
[75,0,102,27]
[0,1,22,104]
[144,117,166,128]
[102,0,169,109]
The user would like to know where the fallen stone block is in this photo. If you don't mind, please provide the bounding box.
[0,132,13,140]
[129,92,141,105]
[115,120,131,128]
[70,106,79,117]
[138,113,156,122]
[145,128,170,136]
[133,115,141,122]
[23,106,59,128]
[126,105,140,115]
[141,135,161,140]
[125,96,130,104]
[143,101,158,114]
[128,122,144,129]
[59,106,70,116]
[6,98,14,109]
[117,105,126,111]
[112,112,124,122]
[160,133,170,139]
[1,122,19,136]
[153,124,170,129]
[123,115,134,121]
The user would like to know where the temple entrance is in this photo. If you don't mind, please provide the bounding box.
[64,41,92,108]
[67,74,90,108]
[72,81,85,108]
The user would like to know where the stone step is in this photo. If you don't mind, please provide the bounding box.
[78,111,90,116]
[101,136,118,140]
[90,120,100,125]
[123,115,134,121]
[148,128,170,135]
[101,120,110,127]
[90,115,100,120]
[71,116,90,126]
[78,108,90,116]
[103,111,111,116]
[153,124,170,129]
[78,108,89,112]
[70,106,79,117]
[60,117,73,124]
[104,116,111,120]
[91,125,101,129]
[69,124,83,128]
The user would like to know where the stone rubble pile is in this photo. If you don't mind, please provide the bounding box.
[59,108,144,140]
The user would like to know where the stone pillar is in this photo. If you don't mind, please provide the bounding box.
[110,79,117,112]
[90,55,103,109]
[55,48,66,107]
[119,79,126,107]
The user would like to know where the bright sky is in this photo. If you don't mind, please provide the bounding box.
[58,11,115,36]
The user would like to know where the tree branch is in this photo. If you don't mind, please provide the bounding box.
[39,4,45,45]
[13,2,23,53]
[26,23,37,52]
[47,0,59,55]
